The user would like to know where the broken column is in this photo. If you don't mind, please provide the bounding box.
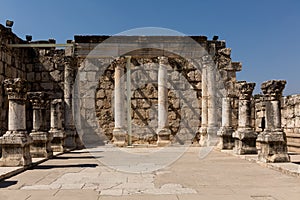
[28,92,53,158]
[217,96,234,149]
[233,81,257,154]
[112,58,127,147]
[157,56,171,146]
[257,80,290,162]
[49,99,65,152]
[0,78,32,166]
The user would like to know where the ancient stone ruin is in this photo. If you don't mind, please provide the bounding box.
[0,22,299,167]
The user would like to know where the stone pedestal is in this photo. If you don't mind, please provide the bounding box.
[28,92,53,158]
[49,99,66,152]
[113,59,127,147]
[233,82,257,154]
[257,80,290,162]
[157,56,171,146]
[0,78,32,166]
[217,97,234,149]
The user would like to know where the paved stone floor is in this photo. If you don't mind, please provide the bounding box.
[1,147,300,200]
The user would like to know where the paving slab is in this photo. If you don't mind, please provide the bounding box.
[0,147,300,199]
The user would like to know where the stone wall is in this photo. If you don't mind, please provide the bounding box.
[95,57,202,144]
[281,94,300,152]
[26,47,66,131]
[0,24,33,135]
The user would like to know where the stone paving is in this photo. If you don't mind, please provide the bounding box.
[1,147,300,200]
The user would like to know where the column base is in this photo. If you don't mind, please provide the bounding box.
[199,127,207,146]
[207,126,219,146]
[50,129,66,153]
[64,129,77,150]
[233,129,257,155]
[30,131,53,158]
[0,131,32,167]
[113,128,127,147]
[157,128,171,147]
[217,127,234,150]
[257,131,290,163]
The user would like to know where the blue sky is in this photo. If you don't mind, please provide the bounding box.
[1,0,300,95]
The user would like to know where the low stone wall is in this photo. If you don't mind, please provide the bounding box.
[282,94,300,152]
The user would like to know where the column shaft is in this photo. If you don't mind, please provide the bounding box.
[157,56,171,146]
[199,66,208,146]
[112,58,127,147]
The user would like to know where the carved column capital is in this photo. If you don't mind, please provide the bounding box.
[237,81,255,100]
[28,92,48,109]
[51,98,62,105]
[158,56,168,65]
[3,78,27,100]
[261,80,286,100]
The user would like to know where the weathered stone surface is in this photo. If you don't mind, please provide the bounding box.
[233,81,257,154]
[0,78,32,166]
[257,80,290,163]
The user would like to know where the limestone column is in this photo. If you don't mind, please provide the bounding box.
[257,80,290,162]
[113,59,127,147]
[0,78,32,166]
[64,57,77,149]
[199,64,208,146]
[233,81,257,154]
[204,55,219,146]
[157,56,171,146]
[28,92,53,158]
[49,99,65,152]
[217,96,234,149]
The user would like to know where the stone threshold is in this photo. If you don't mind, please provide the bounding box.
[0,150,68,180]
[221,149,300,178]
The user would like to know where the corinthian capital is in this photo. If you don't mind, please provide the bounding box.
[237,81,255,100]
[3,78,27,100]
[261,80,286,100]
[158,56,168,65]
[28,92,48,109]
